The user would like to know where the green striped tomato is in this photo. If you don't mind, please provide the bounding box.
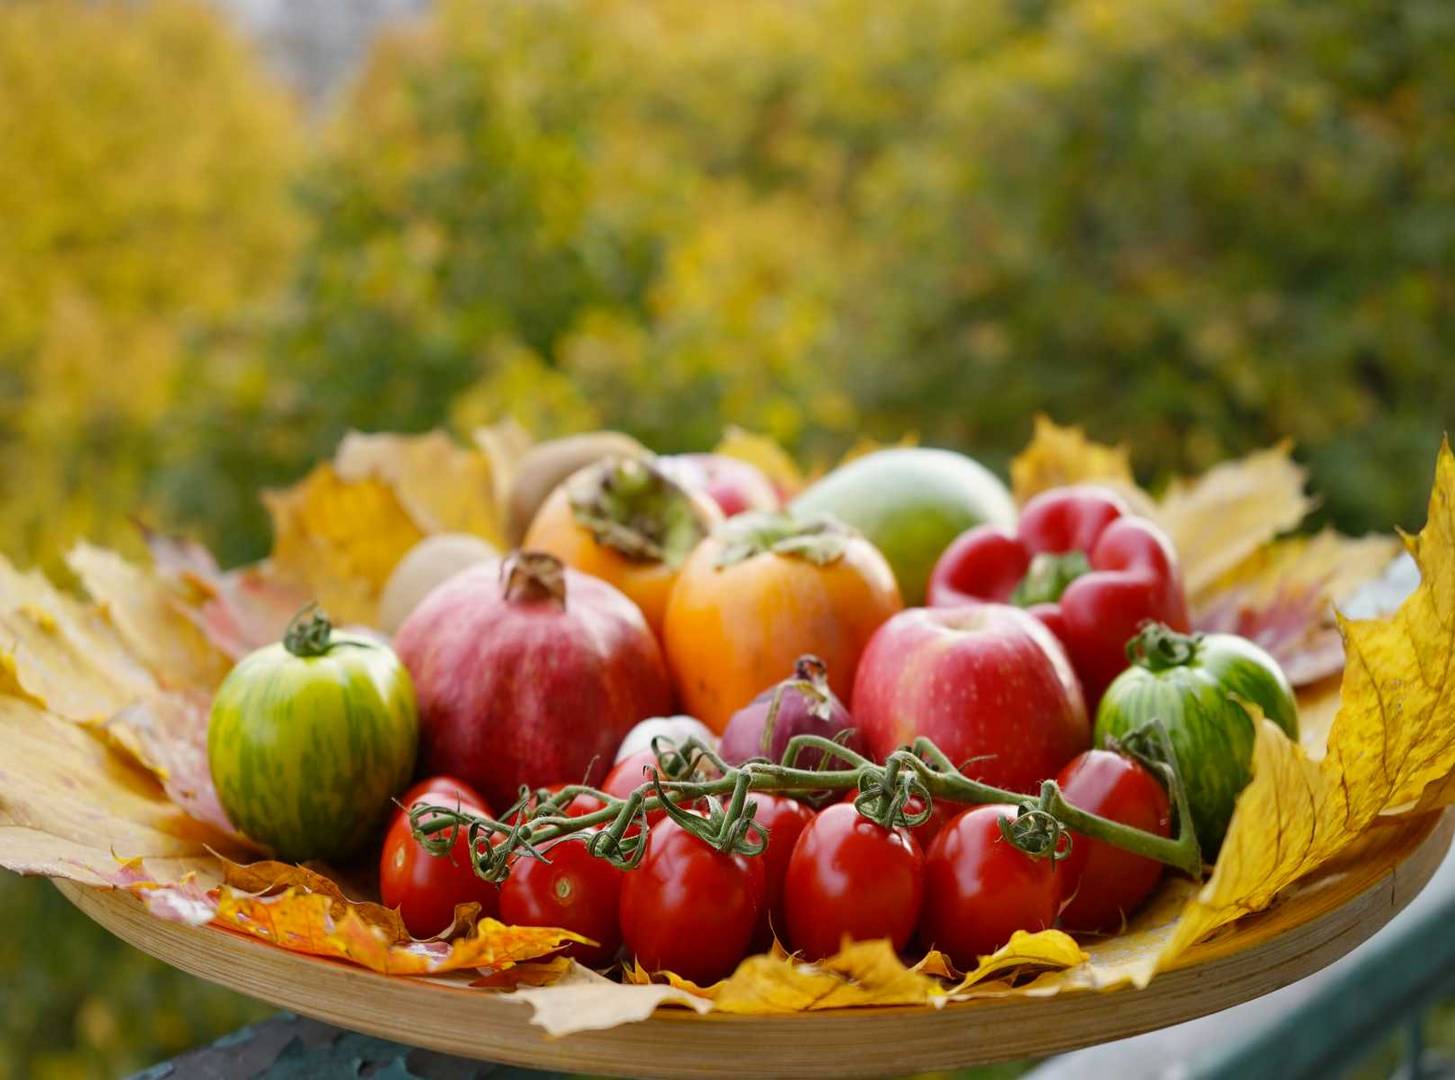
[207,609,418,862]
[1094,623,1297,860]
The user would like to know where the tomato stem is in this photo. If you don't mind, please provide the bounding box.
[409,723,1205,885]
[1127,621,1203,673]
[282,604,334,658]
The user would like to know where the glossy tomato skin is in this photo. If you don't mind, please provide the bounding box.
[400,775,489,814]
[836,791,967,851]
[546,783,608,819]
[750,794,817,943]
[601,749,664,825]
[919,805,1059,968]
[380,798,498,939]
[783,802,924,961]
[500,836,625,967]
[1053,750,1171,932]
[509,783,607,825]
[619,819,765,984]
[208,630,417,862]
[600,749,704,828]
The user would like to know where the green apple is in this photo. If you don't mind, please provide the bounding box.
[790,447,1015,605]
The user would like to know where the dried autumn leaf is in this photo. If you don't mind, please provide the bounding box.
[0,548,235,835]
[1012,879,1199,996]
[0,554,155,721]
[472,955,576,989]
[263,431,519,627]
[263,464,426,626]
[93,690,233,834]
[548,932,1089,1030]
[1156,442,1313,599]
[1010,415,1149,511]
[335,430,505,546]
[505,963,713,1035]
[1193,531,1401,686]
[217,856,429,942]
[946,930,1088,996]
[0,694,242,885]
[66,542,232,691]
[471,417,534,517]
[207,886,579,975]
[144,529,307,661]
[1162,438,1455,959]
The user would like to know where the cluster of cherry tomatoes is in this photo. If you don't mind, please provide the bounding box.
[382,741,1171,985]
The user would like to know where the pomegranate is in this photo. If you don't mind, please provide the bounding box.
[395,551,672,810]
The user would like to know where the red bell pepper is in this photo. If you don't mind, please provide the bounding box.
[927,486,1190,706]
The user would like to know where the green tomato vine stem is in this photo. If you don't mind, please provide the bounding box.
[408,720,1204,884]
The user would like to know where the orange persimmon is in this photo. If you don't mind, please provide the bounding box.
[524,456,723,638]
[663,512,903,733]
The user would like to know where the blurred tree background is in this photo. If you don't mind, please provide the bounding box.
[1,0,1452,1074]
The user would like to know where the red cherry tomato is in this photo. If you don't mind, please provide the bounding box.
[619,818,764,984]
[601,749,661,804]
[749,794,816,943]
[919,804,1059,968]
[601,749,697,827]
[380,798,498,938]
[837,790,968,850]
[500,835,624,967]
[1053,750,1171,931]
[783,802,924,961]
[509,783,608,825]
[398,775,490,817]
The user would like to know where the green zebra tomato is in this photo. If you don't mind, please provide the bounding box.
[208,608,418,862]
[1094,623,1297,860]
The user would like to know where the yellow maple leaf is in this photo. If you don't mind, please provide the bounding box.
[947,929,1088,995]
[1155,441,1313,598]
[263,464,426,626]
[1193,530,1401,686]
[0,555,156,721]
[335,429,506,546]
[1162,437,1455,959]
[0,695,241,886]
[66,542,232,691]
[264,430,521,626]
[1010,415,1146,509]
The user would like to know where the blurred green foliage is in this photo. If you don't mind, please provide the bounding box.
[2,0,1455,1074]
[163,0,1454,570]
[0,875,269,1079]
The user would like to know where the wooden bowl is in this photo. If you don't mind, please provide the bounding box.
[55,809,1451,1079]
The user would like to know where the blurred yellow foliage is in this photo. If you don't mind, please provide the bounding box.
[0,0,302,570]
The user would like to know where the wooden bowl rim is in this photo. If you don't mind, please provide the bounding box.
[54,808,1452,1078]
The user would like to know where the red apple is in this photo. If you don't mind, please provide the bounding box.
[394,551,672,811]
[851,604,1089,794]
[658,453,779,518]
